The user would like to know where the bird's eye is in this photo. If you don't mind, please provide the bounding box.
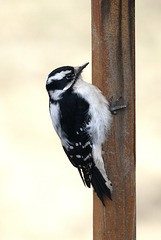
[66,73,74,80]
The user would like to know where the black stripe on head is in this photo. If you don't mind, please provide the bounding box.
[46,78,70,91]
[48,66,74,79]
[46,66,75,91]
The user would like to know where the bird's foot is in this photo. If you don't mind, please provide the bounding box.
[109,96,129,115]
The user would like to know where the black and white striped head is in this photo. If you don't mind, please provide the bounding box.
[46,62,89,93]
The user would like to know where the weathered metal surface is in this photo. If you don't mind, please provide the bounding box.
[92,0,135,239]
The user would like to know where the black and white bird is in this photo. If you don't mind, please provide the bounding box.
[46,62,128,206]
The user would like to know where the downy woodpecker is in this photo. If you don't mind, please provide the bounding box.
[46,62,128,206]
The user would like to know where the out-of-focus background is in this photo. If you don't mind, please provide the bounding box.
[136,0,161,239]
[0,0,161,239]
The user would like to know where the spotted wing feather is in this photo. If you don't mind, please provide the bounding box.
[59,90,93,187]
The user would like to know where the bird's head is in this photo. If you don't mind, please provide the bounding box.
[46,62,89,93]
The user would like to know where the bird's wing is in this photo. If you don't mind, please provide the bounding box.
[59,91,93,187]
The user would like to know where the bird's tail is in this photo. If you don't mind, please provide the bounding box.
[91,165,112,206]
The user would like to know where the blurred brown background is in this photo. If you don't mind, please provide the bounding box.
[0,0,161,239]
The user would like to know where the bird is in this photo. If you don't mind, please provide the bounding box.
[46,62,128,206]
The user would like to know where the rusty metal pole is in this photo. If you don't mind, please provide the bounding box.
[92,0,135,240]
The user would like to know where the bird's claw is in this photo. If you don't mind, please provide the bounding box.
[109,96,129,115]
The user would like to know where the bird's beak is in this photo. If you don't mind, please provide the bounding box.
[74,62,89,79]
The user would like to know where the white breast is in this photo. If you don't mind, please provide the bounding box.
[50,102,61,136]
[73,78,112,145]
[49,102,70,148]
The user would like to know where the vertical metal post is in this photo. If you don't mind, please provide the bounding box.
[92,0,135,239]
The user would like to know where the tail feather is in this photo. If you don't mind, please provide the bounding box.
[91,165,112,206]
[92,174,105,205]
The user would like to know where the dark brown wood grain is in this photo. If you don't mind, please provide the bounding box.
[92,0,135,239]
